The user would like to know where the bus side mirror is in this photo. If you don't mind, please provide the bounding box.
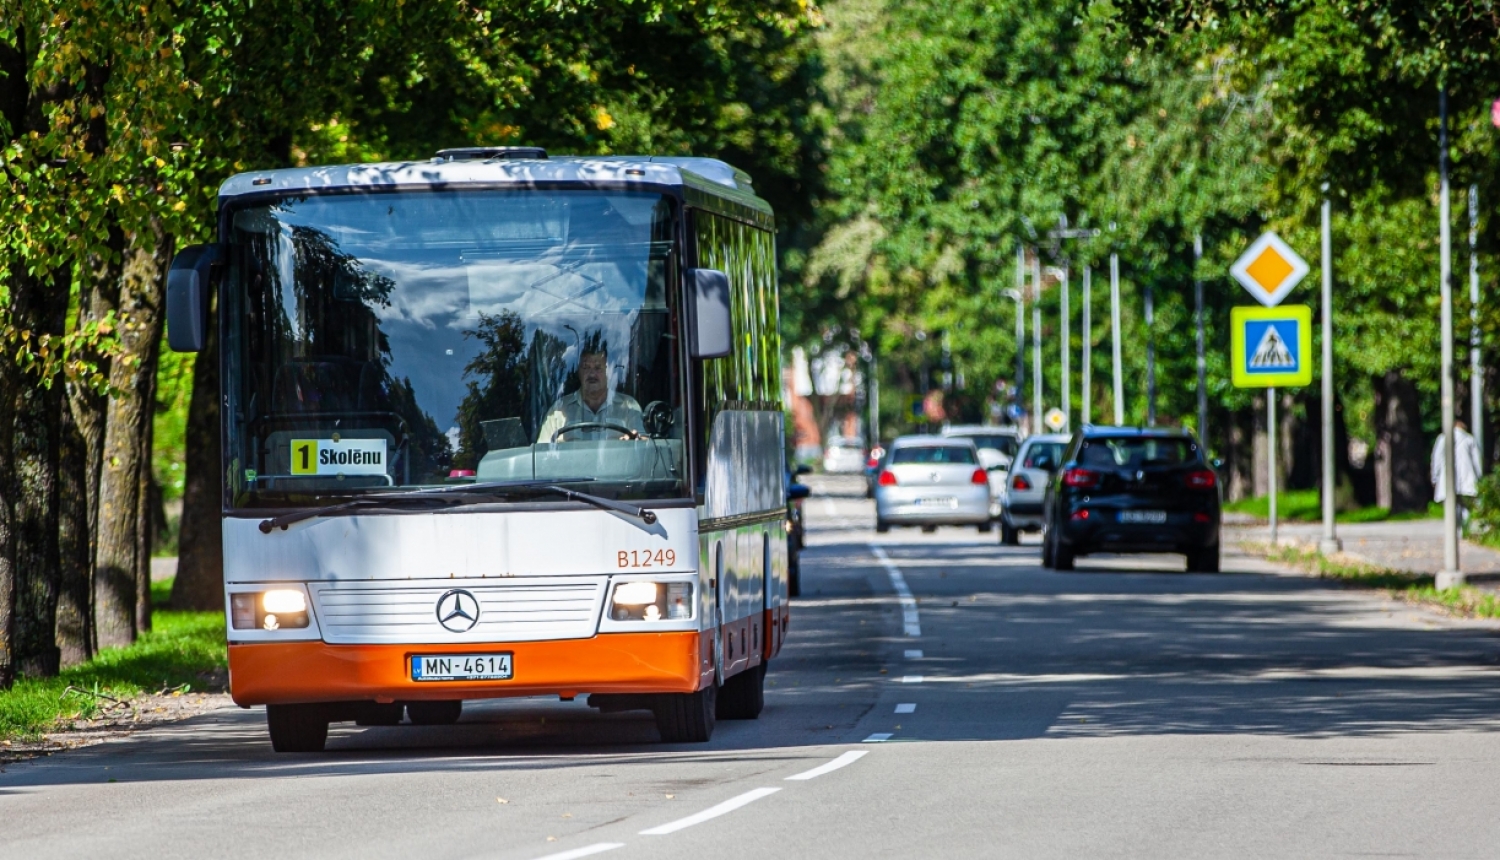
[688,267,732,359]
[166,243,223,352]
[787,483,811,501]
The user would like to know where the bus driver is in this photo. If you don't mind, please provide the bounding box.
[537,346,646,442]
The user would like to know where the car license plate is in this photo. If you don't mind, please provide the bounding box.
[411,653,513,682]
[1119,510,1167,524]
[917,497,957,508]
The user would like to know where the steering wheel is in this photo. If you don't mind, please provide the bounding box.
[550,421,642,443]
[643,401,675,437]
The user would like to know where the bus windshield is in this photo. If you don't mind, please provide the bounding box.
[222,189,686,509]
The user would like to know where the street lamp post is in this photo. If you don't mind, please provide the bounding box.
[1319,185,1342,555]
[1194,233,1207,443]
[1032,252,1044,429]
[1438,84,1462,588]
[1471,185,1484,463]
[1082,264,1092,427]
[1111,251,1124,425]
[1047,220,1102,432]
[1145,280,1157,426]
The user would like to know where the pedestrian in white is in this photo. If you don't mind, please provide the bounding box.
[1431,420,1483,534]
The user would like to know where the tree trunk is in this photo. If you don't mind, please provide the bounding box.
[55,392,93,666]
[1224,405,1254,502]
[95,219,172,647]
[0,358,14,688]
[172,312,224,611]
[11,269,69,678]
[1374,370,1427,514]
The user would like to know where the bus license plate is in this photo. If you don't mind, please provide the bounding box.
[411,653,513,682]
[1119,510,1167,524]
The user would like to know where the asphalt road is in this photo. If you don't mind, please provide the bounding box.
[8,475,1500,859]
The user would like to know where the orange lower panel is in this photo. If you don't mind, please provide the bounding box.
[229,631,703,706]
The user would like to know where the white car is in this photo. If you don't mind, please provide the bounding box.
[874,436,991,533]
[822,436,868,473]
[942,425,1022,522]
[999,433,1070,545]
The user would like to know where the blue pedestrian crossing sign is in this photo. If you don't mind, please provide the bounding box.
[1230,305,1313,388]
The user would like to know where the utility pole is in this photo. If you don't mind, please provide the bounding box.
[1032,252,1043,429]
[1082,264,1092,427]
[1194,233,1207,444]
[1471,185,1484,464]
[1269,388,1279,545]
[1438,84,1462,588]
[1014,243,1027,421]
[1111,240,1124,426]
[1060,264,1071,425]
[869,349,879,448]
[1319,187,1341,555]
[1145,281,1157,426]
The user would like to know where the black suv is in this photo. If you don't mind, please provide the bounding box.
[1041,427,1221,572]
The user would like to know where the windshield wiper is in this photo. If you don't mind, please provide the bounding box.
[256,477,657,533]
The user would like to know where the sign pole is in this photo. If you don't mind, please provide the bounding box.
[1194,233,1207,444]
[1082,264,1092,427]
[1438,84,1462,587]
[1269,387,1278,546]
[1015,242,1027,423]
[1111,251,1124,426]
[1032,252,1043,429]
[1319,189,1341,554]
[1145,282,1156,426]
[1061,263,1071,426]
[1470,185,1484,466]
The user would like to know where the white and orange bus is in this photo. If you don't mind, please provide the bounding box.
[166,148,790,751]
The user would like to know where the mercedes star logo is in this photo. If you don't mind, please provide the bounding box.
[435,589,481,633]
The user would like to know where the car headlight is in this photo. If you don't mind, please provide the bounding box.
[231,588,311,630]
[609,580,693,622]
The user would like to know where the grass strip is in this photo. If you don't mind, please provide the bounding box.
[0,577,227,742]
[1245,541,1500,619]
[1224,490,1440,524]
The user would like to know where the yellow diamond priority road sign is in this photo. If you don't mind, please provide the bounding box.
[1229,231,1310,307]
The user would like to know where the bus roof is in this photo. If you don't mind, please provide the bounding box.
[218,155,771,217]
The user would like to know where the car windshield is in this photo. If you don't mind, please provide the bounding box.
[221,189,686,509]
[1077,437,1196,469]
[1022,442,1066,470]
[952,434,1018,457]
[891,445,977,465]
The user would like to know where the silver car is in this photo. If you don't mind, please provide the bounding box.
[874,436,991,533]
[999,433,1070,545]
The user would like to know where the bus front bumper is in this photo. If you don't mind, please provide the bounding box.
[228,631,706,707]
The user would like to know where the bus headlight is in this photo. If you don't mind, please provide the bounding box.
[231,588,311,630]
[609,581,693,622]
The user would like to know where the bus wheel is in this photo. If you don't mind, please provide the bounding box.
[267,704,328,753]
[407,700,463,726]
[653,683,716,743]
[717,662,765,720]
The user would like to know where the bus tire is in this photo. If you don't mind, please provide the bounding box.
[267,704,328,753]
[654,683,716,743]
[407,700,463,726]
[717,662,765,720]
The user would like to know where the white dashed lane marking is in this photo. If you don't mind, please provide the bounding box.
[872,545,921,637]
[901,676,924,684]
[785,750,868,781]
[639,788,781,835]
[863,733,894,743]
[530,843,624,860]
[895,703,917,714]
[905,649,924,659]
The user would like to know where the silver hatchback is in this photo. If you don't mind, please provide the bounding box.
[1000,433,1070,544]
[874,436,991,533]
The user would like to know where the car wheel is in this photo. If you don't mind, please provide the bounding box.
[1186,541,1221,573]
[875,519,890,534]
[977,521,994,534]
[267,704,329,753]
[1000,521,1020,546]
[1053,539,1075,571]
[920,525,938,534]
[1041,528,1055,568]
